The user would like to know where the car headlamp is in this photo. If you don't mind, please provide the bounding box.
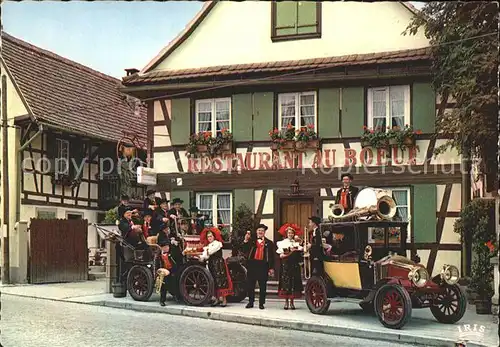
[408,266,429,287]
[440,265,459,285]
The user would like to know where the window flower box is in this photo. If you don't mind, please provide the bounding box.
[197,144,208,153]
[281,140,295,150]
[186,131,213,157]
[307,139,320,149]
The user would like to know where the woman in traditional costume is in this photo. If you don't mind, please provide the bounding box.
[199,227,234,307]
[276,223,304,310]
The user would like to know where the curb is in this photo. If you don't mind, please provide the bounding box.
[3,293,495,347]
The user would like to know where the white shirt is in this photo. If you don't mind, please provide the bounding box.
[276,238,303,254]
[199,240,223,261]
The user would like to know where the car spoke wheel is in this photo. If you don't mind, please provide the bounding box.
[375,284,412,329]
[305,276,330,314]
[430,284,467,324]
[127,265,154,301]
[179,265,214,306]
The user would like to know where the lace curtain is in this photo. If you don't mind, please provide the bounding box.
[372,89,387,129]
[198,195,213,224]
[280,94,296,130]
[390,87,405,129]
[217,194,231,231]
[299,94,315,128]
[392,190,408,222]
[215,100,230,134]
[197,101,212,132]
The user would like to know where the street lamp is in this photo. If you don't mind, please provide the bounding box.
[290,180,300,195]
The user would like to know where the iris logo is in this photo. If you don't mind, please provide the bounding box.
[456,324,486,344]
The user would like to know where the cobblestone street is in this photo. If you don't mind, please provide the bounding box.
[1,295,416,347]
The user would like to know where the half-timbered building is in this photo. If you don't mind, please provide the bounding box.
[1,33,147,253]
[121,1,465,276]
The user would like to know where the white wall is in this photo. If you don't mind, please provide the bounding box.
[153,1,429,71]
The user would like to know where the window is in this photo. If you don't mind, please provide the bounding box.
[195,98,231,136]
[278,92,317,132]
[271,1,321,41]
[37,210,57,219]
[368,188,411,244]
[196,192,232,235]
[367,86,410,130]
[66,213,83,220]
[55,138,70,176]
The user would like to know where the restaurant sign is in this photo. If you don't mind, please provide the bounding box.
[187,146,420,173]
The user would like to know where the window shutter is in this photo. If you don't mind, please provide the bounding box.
[275,1,297,36]
[45,133,57,175]
[70,139,85,180]
[297,1,317,34]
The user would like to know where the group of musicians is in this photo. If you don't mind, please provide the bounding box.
[116,173,359,309]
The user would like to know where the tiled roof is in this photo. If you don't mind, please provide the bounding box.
[123,47,432,86]
[2,32,147,144]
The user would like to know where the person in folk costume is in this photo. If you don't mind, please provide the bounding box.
[199,227,234,307]
[241,224,275,310]
[142,210,159,244]
[143,189,159,215]
[306,216,331,275]
[118,207,149,266]
[155,237,177,306]
[188,206,208,235]
[276,223,304,310]
[334,173,359,213]
[167,217,184,266]
[155,198,170,226]
[168,198,190,232]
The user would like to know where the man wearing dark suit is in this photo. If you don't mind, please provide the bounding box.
[241,224,275,310]
[143,189,160,217]
[307,216,330,275]
[335,173,360,213]
[188,206,208,235]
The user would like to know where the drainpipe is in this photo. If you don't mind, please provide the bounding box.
[461,143,472,277]
[1,75,10,284]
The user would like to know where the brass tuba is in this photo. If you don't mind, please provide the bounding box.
[329,203,345,218]
[332,188,397,221]
[155,268,170,294]
[302,226,312,279]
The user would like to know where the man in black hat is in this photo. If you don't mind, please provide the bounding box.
[241,224,275,309]
[335,173,359,213]
[307,216,331,274]
[118,206,149,256]
[168,198,189,234]
[143,189,159,216]
[188,206,208,235]
[155,237,177,306]
[117,194,138,222]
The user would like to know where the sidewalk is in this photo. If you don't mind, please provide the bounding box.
[1,280,498,347]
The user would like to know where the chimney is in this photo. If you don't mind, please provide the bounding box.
[125,68,139,76]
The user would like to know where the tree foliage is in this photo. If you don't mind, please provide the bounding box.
[405,2,498,191]
[230,203,255,255]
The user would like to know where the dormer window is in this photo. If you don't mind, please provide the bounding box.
[271,1,321,42]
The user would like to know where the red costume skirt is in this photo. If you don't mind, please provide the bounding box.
[278,256,303,299]
[208,255,234,298]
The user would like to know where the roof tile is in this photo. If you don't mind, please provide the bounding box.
[3,32,147,143]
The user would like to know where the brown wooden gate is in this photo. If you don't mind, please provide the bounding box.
[29,218,88,284]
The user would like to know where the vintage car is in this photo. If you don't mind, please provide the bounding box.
[304,188,466,329]
[94,221,247,306]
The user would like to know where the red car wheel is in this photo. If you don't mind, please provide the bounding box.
[374,284,412,329]
[305,276,330,314]
[430,284,467,324]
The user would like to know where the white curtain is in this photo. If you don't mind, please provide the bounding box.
[280,94,296,131]
[217,194,231,231]
[392,190,408,221]
[390,87,405,129]
[197,101,212,132]
[215,100,230,134]
[299,94,315,128]
[199,195,213,224]
[372,89,386,129]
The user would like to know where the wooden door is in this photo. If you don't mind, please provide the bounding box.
[281,199,314,233]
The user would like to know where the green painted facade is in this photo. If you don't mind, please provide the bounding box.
[170,98,191,145]
[412,184,437,243]
[412,83,436,133]
[252,92,274,141]
[170,191,191,209]
[234,189,255,212]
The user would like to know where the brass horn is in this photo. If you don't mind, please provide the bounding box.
[329,203,345,218]
[332,188,397,221]
[302,226,312,279]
